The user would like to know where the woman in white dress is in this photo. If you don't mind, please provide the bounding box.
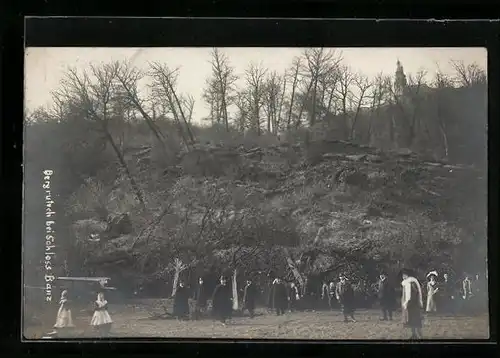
[426,271,439,314]
[90,292,113,337]
[53,290,75,335]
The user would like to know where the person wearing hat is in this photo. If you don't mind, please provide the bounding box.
[378,273,396,321]
[211,276,233,325]
[401,268,424,339]
[335,274,356,323]
[425,271,439,314]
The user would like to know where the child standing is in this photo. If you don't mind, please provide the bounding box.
[90,292,113,337]
[53,290,75,336]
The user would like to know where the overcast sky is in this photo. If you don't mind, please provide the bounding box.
[25,47,487,123]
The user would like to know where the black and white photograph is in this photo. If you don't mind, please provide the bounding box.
[23,46,488,340]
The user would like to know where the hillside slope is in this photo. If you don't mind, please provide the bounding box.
[72,139,487,285]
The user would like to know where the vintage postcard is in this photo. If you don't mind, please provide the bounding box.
[23,46,488,340]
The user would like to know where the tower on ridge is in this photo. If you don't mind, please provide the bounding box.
[394,59,407,97]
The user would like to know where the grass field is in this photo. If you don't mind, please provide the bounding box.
[23,299,489,340]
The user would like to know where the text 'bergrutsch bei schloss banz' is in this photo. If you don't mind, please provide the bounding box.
[42,169,56,302]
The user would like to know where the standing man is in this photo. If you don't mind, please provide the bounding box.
[172,281,190,320]
[272,278,289,316]
[336,274,356,323]
[378,273,396,321]
[193,277,209,320]
[243,279,258,318]
[212,276,233,325]
[401,268,424,340]
[441,273,456,314]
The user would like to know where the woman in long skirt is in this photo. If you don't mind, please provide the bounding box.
[426,271,439,314]
[90,292,113,337]
[53,290,75,336]
[401,269,424,340]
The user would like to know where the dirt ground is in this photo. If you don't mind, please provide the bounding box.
[24,299,489,340]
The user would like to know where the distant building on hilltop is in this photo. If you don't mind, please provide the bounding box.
[394,59,408,98]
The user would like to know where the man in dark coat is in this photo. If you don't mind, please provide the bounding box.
[273,278,289,316]
[173,281,190,319]
[378,273,396,321]
[193,277,209,320]
[211,276,233,325]
[440,273,457,314]
[243,279,258,318]
[336,274,356,323]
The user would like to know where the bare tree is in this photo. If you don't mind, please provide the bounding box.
[48,90,69,122]
[244,62,268,136]
[387,69,428,148]
[335,65,355,139]
[58,64,146,208]
[433,68,454,159]
[234,90,251,133]
[450,60,487,87]
[207,48,238,132]
[182,94,196,124]
[112,61,169,154]
[301,48,343,126]
[349,73,372,141]
[202,78,221,125]
[405,69,428,148]
[318,70,340,117]
[366,73,390,144]
[263,71,284,134]
[286,57,302,130]
[149,62,195,146]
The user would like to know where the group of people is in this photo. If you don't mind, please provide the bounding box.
[170,268,487,339]
[48,268,486,339]
[423,271,487,315]
[50,290,113,337]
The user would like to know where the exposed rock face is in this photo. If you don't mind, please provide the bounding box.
[76,139,486,279]
[174,138,485,241]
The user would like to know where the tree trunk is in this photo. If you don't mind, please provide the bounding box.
[326,87,335,114]
[277,78,287,133]
[439,122,449,159]
[283,248,304,288]
[232,268,239,311]
[287,84,297,130]
[102,128,146,208]
[267,105,272,133]
[310,80,318,126]
[116,78,169,154]
[296,80,313,129]
[221,84,230,132]
[167,81,195,144]
[171,259,184,297]
[349,106,363,141]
